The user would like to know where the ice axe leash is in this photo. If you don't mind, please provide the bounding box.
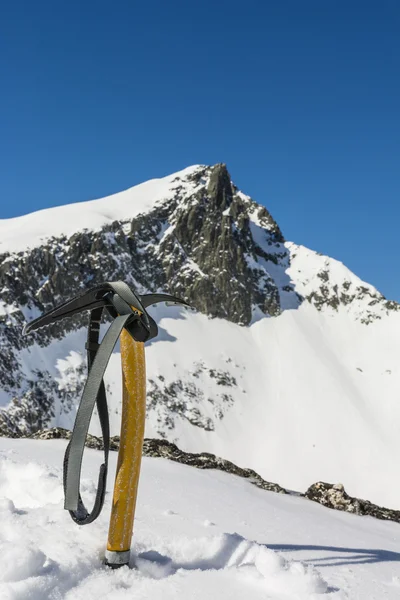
[23,281,189,568]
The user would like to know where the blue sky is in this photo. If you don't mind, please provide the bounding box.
[1,1,399,300]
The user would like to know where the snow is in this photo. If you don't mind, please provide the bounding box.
[0,166,202,254]
[0,437,399,599]
[54,351,85,392]
[0,304,18,318]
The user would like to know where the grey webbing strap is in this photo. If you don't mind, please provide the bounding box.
[68,308,110,525]
[64,313,133,515]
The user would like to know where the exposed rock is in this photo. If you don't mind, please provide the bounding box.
[305,482,361,514]
[306,268,400,322]
[305,481,400,524]
[29,427,120,450]
[159,163,285,325]
[0,411,21,438]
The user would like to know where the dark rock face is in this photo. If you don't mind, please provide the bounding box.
[305,481,400,524]
[306,273,400,323]
[305,482,362,514]
[144,163,286,325]
[0,164,293,435]
[29,427,287,495]
[0,411,21,437]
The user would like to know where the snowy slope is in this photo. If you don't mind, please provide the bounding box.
[1,437,400,600]
[1,163,400,513]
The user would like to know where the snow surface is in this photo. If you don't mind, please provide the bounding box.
[1,437,400,600]
[0,166,201,254]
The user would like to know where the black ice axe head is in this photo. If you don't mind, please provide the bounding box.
[23,281,190,343]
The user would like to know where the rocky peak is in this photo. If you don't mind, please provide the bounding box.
[207,163,233,211]
[126,163,290,325]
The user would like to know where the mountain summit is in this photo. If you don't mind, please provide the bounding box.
[1,164,399,507]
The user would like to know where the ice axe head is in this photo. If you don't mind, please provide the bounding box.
[23,282,191,344]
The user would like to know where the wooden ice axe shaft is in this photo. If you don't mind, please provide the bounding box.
[104,330,146,568]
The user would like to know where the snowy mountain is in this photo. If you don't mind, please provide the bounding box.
[1,163,400,508]
[1,436,400,599]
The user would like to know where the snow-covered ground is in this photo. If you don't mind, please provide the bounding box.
[0,437,399,599]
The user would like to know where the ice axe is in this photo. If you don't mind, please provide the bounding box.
[23,281,189,568]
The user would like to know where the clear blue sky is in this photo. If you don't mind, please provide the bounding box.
[1,1,399,300]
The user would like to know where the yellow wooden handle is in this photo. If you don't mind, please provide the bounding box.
[105,329,146,567]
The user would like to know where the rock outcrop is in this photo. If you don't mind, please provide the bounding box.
[305,481,400,524]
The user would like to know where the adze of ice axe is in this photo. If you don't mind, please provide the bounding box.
[23,281,190,568]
